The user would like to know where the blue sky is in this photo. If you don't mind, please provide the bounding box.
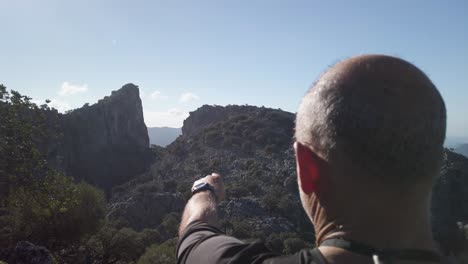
[1,1,467,140]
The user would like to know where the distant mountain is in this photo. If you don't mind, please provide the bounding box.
[148,127,181,146]
[454,143,468,158]
[445,136,468,148]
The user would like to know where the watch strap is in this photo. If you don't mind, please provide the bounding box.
[191,182,216,198]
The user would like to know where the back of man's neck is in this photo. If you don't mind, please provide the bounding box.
[316,217,439,264]
[317,246,442,264]
[314,200,437,251]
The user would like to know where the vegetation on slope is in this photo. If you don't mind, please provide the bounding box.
[0,86,105,260]
[1,87,468,263]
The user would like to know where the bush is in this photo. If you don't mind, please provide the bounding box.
[6,171,106,248]
[163,180,177,193]
[226,183,250,198]
[137,239,177,264]
[85,224,162,263]
[108,227,146,262]
[277,195,298,217]
[139,228,163,246]
[262,192,280,212]
[231,220,252,239]
[161,213,180,237]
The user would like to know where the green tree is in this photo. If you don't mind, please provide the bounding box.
[0,85,52,202]
[0,86,105,249]
[137,239,177,264]
[109,227,146,262]
[161,213,180,237]
[6,171,106,247]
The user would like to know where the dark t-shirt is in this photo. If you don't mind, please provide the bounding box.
[176,221,326,264]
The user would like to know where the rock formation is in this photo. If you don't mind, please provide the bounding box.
[9,241,53,264]
[182,105,265,137]
[43,83,151,191]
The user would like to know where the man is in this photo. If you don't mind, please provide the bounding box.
[177,55,447,263]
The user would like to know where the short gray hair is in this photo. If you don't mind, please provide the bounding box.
[295,55,446,183]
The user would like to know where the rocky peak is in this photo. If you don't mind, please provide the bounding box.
[66,83,148,148]
[60,83,151,191]
[182,104,266,137]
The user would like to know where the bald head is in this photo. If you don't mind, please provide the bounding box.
[296,55,446,183]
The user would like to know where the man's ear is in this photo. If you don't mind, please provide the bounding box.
[294,142,326,194]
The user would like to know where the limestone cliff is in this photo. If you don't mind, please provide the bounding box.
[59,84,151,191]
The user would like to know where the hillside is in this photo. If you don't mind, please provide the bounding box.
[110,105,311,247]
[2,89,468,263]
[110,104,468,255]
[147,127,181,147]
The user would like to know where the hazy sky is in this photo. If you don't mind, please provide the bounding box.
[1,0,467,138]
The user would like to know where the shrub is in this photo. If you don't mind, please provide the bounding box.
[6,171,105,248]
[137,239,177,264]
[163,180,177,193]
[139,228,163,246]
[231,220,252,239]
[226,183,250,198]
[161,213,180,237]
[262,192,280,212]
[108,227,145,262]
[85,224,162,263]
[277,195,298,217]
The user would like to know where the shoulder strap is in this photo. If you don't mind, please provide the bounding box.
[320,238,441,263]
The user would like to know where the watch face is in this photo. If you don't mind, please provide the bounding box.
[192,182,208,192]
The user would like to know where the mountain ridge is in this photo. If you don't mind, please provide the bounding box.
[110,103,468,255]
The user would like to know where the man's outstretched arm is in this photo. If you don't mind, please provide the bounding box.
[178,191,218,236]
[176,173,278,264]
[178,173,225,236]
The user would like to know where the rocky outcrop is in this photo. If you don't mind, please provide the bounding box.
[108,191,184,231]
[9,241,53,264]
[182,105,265,137]
[39,84,152,192]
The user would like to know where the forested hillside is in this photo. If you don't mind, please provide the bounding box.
[1,85,467,263]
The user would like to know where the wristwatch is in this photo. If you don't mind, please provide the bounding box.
[191,181,216,198]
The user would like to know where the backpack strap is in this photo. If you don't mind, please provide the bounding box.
[320,238,441,263]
